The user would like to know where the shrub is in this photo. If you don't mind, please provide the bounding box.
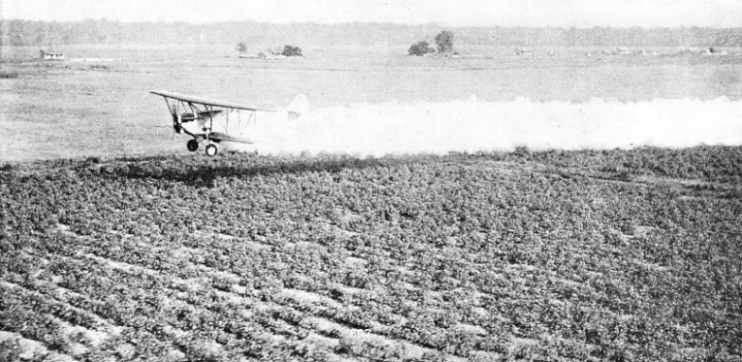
[435,31,454,53]
[282,45,302,57]
[408,41,434,56]
[0,71,19,79]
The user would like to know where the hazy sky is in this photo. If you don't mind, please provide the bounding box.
[2,0,741,27]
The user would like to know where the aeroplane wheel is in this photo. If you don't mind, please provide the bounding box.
[205,144,218,157]
[187,139,199,152]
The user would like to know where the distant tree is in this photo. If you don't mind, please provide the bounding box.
[408,41,434,56]
[236,42,248,54]
[282,45,302,57]
[3,20,742,48]
[435,31,454,53]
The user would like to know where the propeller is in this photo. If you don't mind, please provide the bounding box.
[169,102,183,134]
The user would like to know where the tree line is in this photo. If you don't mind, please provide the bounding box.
[2,19,740,48]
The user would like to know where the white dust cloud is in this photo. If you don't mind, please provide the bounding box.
[226,97,742,157]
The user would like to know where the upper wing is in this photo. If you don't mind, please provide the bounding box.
[150,90,276,112]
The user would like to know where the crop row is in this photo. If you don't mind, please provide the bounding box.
[2,147,741,360]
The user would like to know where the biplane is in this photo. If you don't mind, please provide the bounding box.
[151,90,306,156]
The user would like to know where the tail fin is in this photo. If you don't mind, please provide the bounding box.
[287,94,309,119]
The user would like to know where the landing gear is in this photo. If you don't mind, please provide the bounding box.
[205,144,218,157]
[186,139,199,152]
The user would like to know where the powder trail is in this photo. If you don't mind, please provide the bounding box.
[227,97,742,156]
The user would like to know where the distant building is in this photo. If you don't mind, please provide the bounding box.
[40,50,65,61]
[515,47,531,56]
[616,47,632,55]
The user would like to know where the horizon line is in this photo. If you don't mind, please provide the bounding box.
[3,18,741,30]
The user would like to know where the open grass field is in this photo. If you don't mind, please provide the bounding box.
[1,45,742,361]
[1,45,741,161]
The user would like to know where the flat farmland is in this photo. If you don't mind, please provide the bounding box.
[1,45,742,361]
[1,45,741,161]
[1,148,741,361]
